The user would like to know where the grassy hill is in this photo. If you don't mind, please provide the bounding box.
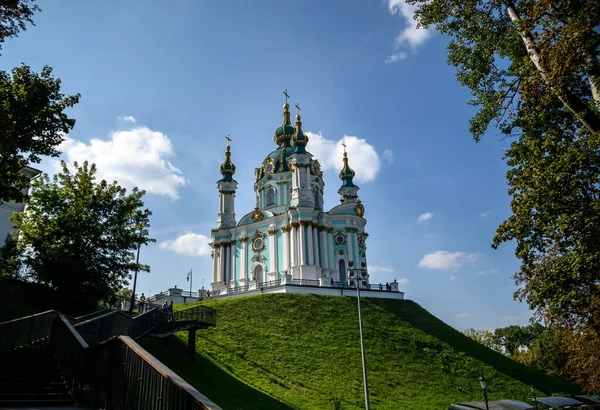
[141,294,578,410]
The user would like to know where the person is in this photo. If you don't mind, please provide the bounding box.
[169,301,174,313]
[206,290,211,298]
[386,282,390,291]
[162,300,169,313]
[139,293,146,312]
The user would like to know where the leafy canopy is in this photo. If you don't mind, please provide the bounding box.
[10,161,155,312]
[0,0,80,204]
[407,0,600,331]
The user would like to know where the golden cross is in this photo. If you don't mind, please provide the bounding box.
[283,89,289,104]
[341,141,347,153]
[226,135,231,147]
[295,103,301,116]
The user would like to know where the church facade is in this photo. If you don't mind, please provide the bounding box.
[210,99,370,293]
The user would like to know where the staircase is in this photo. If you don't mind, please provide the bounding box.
[0,347,73,408]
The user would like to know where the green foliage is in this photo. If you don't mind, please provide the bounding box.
[0,234,21,279]
[8,160,154,313]
[0,65,80,203]
[0,0,39,52]
[462,328,500,352]
[407,0,600,338]
[144,295,577,410]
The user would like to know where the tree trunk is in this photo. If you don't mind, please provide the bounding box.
[503,0,600,134]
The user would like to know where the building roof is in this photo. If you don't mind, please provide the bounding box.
[534,396,583,407]
[575,395,600,404]
[449,400,532,410]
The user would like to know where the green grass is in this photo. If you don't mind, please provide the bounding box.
[142,294,578,410]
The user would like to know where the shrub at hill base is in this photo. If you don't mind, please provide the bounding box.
[143,294,578,410]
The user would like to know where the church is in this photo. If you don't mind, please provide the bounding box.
[210,94,376,295]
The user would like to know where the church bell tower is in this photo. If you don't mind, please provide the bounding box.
[216,137,237,229]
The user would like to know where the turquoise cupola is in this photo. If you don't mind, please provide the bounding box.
[291,113,309,154]
[339,149,355,187]
[219,143,236,182]
[274,103,296,147]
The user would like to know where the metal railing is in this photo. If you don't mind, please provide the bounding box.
[0,310,60,351]
[51,315,220,409]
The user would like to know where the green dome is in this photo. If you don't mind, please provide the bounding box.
[292,114,309,154]
[219,145,236,182]
[274,104,296,146]
[339,151,355,187]
[256,145,295,180]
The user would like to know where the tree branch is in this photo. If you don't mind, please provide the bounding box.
[503,0,600,133]
[585,53,600,110]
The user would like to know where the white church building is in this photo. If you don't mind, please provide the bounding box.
[209,95,403,300]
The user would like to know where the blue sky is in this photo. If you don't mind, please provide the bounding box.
[1,0,531,330]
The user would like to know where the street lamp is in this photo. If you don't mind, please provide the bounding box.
[530,383,538,410]
[129,209,148,313]
[348,261,370,410]
[479,373,489,410]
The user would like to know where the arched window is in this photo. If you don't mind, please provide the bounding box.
[253,265,264,283]
[314,190,319,206]
[266,188,275,206]
[338,259,347,283]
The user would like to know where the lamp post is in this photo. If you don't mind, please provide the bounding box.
[530,383,538,410]
[129,225,144,313]
[479,373,489,410]
[187,269,193,298]
[348,261,370,410]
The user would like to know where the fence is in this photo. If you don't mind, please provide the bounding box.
[51,315,219,409]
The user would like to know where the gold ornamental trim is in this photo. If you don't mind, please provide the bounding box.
[239,236,248,243]
[281,225,290,232]
[268,227,278,235]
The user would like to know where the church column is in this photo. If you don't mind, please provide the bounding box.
[290,223,298,268]
[219,243,226,282]
[268,226,278,279]
[306,222,314,265]
[319,227,328,273]
[312,225,320,268]
[230,240,236,284]
[327,228,334,271]
[240,236,247,282]
[354,230,361,266]
[298,223,306,265]
[211,248,217,284]
[347,228,354,265]
[225,243,232,283]
[282,225,290,274]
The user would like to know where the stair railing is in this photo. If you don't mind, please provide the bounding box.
[51,315,221,409]
[0,310,59,351]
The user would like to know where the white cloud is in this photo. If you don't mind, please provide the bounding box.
[478,269,498,276]
[59,125,188,199]
[368,265,394,274]
[383,149,394,164]
[449,275,459,281]
[305,132,381,183]
[120,115,137,123]
[397,278,410,285]
[418,250,479,270]
[480,211,491,217]
[417,212,434,222]
[386,0,432,62]
[159,233,211,256]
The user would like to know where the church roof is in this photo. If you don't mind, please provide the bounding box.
[274,103,295,146]
[291,113,308,154]
[339,150,355,187]
[219,143,236,182]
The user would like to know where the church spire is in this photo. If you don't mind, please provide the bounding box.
[219,135,236,182]
[339,142,355,187]
[274,89,295,147]
[291,102,309,154]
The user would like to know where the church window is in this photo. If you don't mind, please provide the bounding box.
[338,259,347,282]
[314,190,319,206]
[299,168,307,188]
[266,188,275,206]
[252,237,265,252]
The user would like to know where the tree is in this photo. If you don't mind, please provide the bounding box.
[1,1,80,204]
[0,0,39,52]
[9,161,154,313]
[462,328,500,352]
[407,0,600,333]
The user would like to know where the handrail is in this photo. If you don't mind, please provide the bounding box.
[119,336,221,409]
[0,310,59,351]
